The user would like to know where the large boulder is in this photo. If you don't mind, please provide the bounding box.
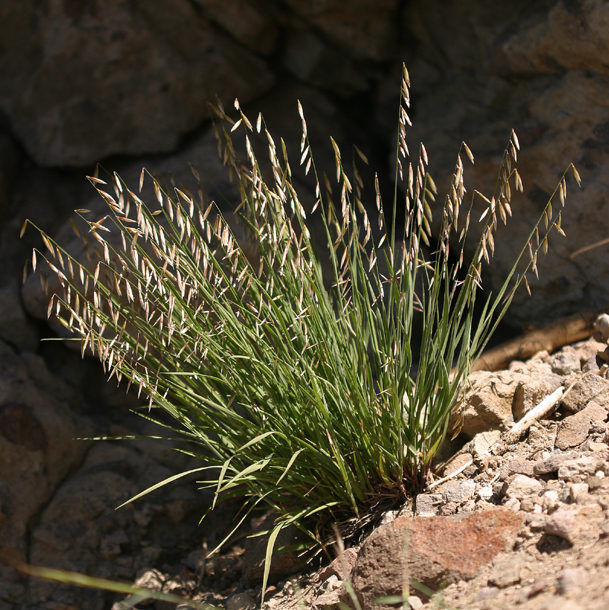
[402,0,609,326]
[21,83,362,326]
[282,0,400,61]
[0,0,274,167]
[26,437,214,609]
[0,341,91,605]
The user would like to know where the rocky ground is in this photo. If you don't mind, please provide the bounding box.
[2,3,609,610]
[2,312,608,610]
[92,326,609,610]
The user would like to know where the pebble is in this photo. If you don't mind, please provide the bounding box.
[548,350,581,375]
[489,555,523,587]
[533,452,576,475]
[414,493,443,517]
[569,483,589,502]
[544,510,577,544]
[471,430,502,457]
[443,480,476,503]
[556,567,588,595]
[407,595,423,610]
[594,313,609,341]
[542,489,560,512]
[477,485,494,501]
[473,586,499,602]
[558,457,602,481]
[503,474,543,500]
[226,591,256,610]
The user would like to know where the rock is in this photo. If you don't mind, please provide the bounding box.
[407,596,423,610]
[503,475,543,500]
[594,314,609,342]
[319,548,358,582]
[134,568,166,591]
[442,480,476,504]
[541,600,583,610]
[470,430,501,457]
[544,509,577,544]
[544,504,605,545]
[555,401,608,450]
[477,486,493,502]
[0,339,92,604]
[546,348,582,376]
[313,581,348,610]
[0,0,274,166]
[283,29,368,96]
[451,370,527,439]
[241,514,308,587]
[226,591,256,610]
[561,373,609,413]
[504,457,536,477]
[558,456,605,481]
[569,483,589,502]
[414,493,443,517]
[442,452,473,477]
[282,0,400,61]
[574,338,609,372]
[488,554,522,588]
[474,586,499,602]
[534,452,578,476]
[195,0,279,55]
[22,82,352,331]
[403,0,609,327]
[0,131,23,220]
[513,374,565,421]
[351,509,524,610]
[509,358,555,377]
[26,436,211,607]
[0,282,39,352]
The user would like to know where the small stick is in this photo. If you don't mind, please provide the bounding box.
[429,381,577,489]
[428,458,474,489]
[472,308,604,372]
[504,386,564,443]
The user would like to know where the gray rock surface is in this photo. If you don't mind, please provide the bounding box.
[0,282,39,352]
[562,372,609,412]
[0,0,274,166]
[282,0,399,60]
[0,340,91,605]
[403,0,609,326]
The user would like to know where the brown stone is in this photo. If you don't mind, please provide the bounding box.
[0,403,47,451]
[194,0,278,55]
[513,374,564,421]
[319,547,358,582]
[0,341,92,605]
[451,370,527,439]
[561,373,609,413]
[351,509,524,610]
[241,513,309,587]
[488,554,523,588]
[403,0,609,327]
[544,504,605,545]
[555,401,608,450]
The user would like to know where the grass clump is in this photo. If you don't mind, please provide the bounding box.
[22,65,579,580]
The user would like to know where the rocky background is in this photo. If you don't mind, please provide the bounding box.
[1,1,609,609]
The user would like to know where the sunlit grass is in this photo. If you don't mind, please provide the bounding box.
[22,64,579,596]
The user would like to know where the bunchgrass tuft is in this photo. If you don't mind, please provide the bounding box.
[22,65,579,591]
